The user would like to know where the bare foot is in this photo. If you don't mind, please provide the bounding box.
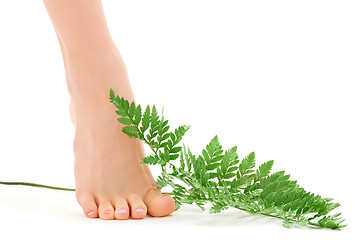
[43,0,175,220]
[72,100,175,220]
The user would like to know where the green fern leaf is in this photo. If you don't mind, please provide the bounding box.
[221,146,238,175]
[171,147,182,153]
[134,104,142,125]
[227,166,238,173]
[142,155,158,165]
[151,105,159,125]
[255,160,274,182]
[115,110,128,117]
[122,99,129,112]
[238,152,256,177]
[141,105,151,132]
[207,163,220,171]
[156,176,168,189]
[109,88,115,101]
[117,117,133,125]
[128,102,136,118]
[122,126,138,138]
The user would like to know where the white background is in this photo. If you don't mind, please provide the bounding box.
[0,0,356,239]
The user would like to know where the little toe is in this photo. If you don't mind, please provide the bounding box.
[127,194,147,219]
[98,201,115,220]
[77,193,98,218]
[114,198,130,220]
[144,188,176,217]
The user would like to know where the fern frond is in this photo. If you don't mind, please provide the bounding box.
[110,89,346,230]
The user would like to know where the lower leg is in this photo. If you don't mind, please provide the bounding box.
[43,0,175,219]
[54,32,76,125]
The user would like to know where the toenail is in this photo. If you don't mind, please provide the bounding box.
[161,194,170,197]
[135,208,144,213]
[118,208,127,214]
[104,210,112,214]
[88,211,95,216]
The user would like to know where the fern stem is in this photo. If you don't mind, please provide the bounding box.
[0,180,178,198]
[0,181,75,192]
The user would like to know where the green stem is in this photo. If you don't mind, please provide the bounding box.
[0,181,75,192]
[0,180,174,198]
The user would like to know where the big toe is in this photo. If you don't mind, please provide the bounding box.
[144,188,176,217]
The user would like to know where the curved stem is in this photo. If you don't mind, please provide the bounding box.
[0,181,75,192]
[0,180,173,196]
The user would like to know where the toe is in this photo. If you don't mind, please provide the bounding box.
[114,197,130,220]
[144,188,176,217]
[98,201,115,220]
[77,193,99,218]
[127,194,147,219]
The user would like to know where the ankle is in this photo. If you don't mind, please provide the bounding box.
[65,49,128,102]
[75,100,117,125]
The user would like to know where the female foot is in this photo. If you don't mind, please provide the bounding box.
[43,0,176,220]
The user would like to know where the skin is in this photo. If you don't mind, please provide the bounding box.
[43,0,176,220]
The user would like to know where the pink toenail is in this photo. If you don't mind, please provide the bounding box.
[118,209,127,214]
[136,208,144,213]
[88,211,95,216]
[104,210,111,214]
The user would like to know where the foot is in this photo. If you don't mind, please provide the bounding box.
[72,100,176,220]
[45,0,175,220]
